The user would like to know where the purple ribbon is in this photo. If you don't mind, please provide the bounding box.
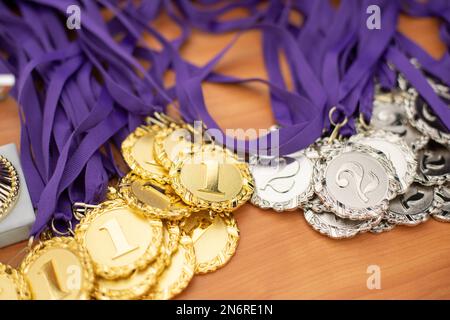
[0,0,449,236]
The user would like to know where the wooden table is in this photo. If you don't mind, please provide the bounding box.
[0,13,449,300]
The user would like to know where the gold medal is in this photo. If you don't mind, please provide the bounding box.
[0,263,31,300]
[74,200,163,280]
[93,221,180,300]
[20,237,94,300]
[145,234,196,300]
[161,221,181,264]
[153,125,200,170]
[182,212,239,274]
[118,172,193,220]
[170,145,254,212]
[121,125,169,184]
[0,155,20,221]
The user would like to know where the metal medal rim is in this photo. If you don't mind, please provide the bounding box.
[20,236,95,300]
[369,219,396,234]
[0,155,20,222]
[169,145,254,212]
[370,86,430,151]
[367,87,429,151]
[414,141,450,186]
[162,220,181,265]
[153,125,199,171]
[304,199,382,239]
[404,86,450,147]
[118,172,194,221]
[431,184,450,223]
[249,148,316,211]
[184,212,239,275]
[0,263,31,300]
[349,129,417,194]
[314,142,400,221]
[145,234,196,300]
[74,199,163,280]
[385,184,437,226]
[93,221,180,300]
[121,125,169,184]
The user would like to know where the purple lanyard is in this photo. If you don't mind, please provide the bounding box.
[0,0,174,234]
[0,0,449,235]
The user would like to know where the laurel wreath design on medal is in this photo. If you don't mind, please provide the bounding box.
[93,221,180,300]
[314,142,400,221]
[369,220,396,234]
[0,263,31,300]
[118,172,195,220]
[74,200,163,280]
[20,236,95,300]
[153,125,200,171]
[182,211,240,274]
[0,155,20,221]
[367,87,429,151]
[169,145,254,212]
[349,130,417,194]
[94,253,165,300]
[431,184,450,222]
[145,234,196,300]
[404,86,450,147]
[249,148,316,211]
[121,125,169,184]
[193,213,238,274]
[162,221,181,265]
[304,199,382,239]
[385,183,437,226]
[413,140,450,186]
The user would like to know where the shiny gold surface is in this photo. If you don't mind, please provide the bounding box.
[122,126,169,183]
[154,127,197,170]
[0,263,30,300]
[20,237,94,300]
[119,173,193,220]
[75,200,163,279]
[94,221,180,300]
[182,212,239,274]
[170,146,254,212]
[146,234,195,300]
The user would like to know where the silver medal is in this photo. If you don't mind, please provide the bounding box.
[304,199,382,239]
[349,130,417,194]
[405,83,450,147]
[369,89,429,151]
[385,182,436,226]
[431,184,450,222]
[416,140,450,186]
[369,220,396,234]
[250,149,316,211]
[314,142,399,221]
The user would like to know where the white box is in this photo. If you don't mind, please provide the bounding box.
[0,144,35,248]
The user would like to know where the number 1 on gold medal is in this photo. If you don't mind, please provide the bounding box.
[38,260,70,299]
[99,218,138,260]
[198,160,224,195]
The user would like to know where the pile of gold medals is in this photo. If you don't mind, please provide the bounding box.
[0,113,254,300]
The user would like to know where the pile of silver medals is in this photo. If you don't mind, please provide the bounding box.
[249,76,450,239]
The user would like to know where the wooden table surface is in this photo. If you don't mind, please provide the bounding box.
[0,13,449,300]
